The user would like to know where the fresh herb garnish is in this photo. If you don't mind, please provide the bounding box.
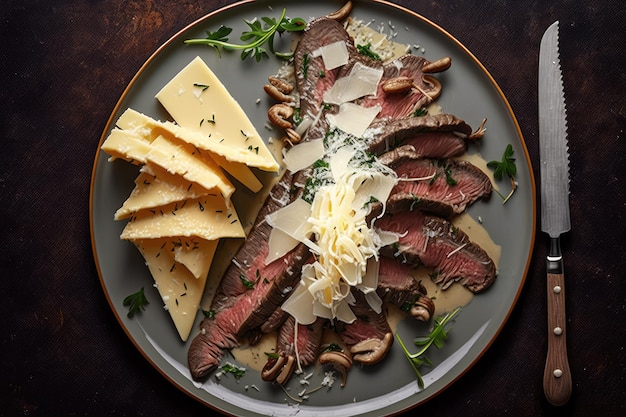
[123,287,149,318]
[184,9,306,61]
[220,363,246,379]
[487,144,517,204]
[302,53,310,79]
[239,273,256,289]
[396,307,461,388]
[323,343,344,353]
[443,164,458,186]
[363,195,380,209]
[356,42,382,61]
[413,107,428,117]
[202,309,216,319]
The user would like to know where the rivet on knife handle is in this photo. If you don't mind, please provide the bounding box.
[543,237,572,406]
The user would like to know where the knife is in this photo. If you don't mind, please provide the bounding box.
[538,20,572,406]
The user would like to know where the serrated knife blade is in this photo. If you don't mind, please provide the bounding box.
[538,20,572,406]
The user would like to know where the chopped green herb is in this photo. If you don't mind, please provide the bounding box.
[413,107,428,117]
[356,42,381,61]
[202,309,216,319]
[220,363,246,379]
[362,195,380,209]
[444,164,458,186]
[193,83,210,91]
[123,287,149,318]
[322,343,343,353]
[239,273,256,289]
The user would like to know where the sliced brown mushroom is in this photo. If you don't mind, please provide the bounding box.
[268,103,294,129]
[382,75,442,103]
[319,350,353,387]
[264,83,293,102]
[268,76,294,94]
[410,296,435,322]
[468,118,488,141]
[422,56,452,74]
[326,1,353,21]
[261,352,296,385]
[349,332,393,365]
[421,75,442,101]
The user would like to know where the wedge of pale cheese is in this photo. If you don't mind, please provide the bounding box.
[114,163,211,220]
[133,238,215,341]
[155,56,279,173]
[172,237,219,280]
[101,128,152,165]
[115,108,265,192]
[145,135,234,201]
[120,194,245,240]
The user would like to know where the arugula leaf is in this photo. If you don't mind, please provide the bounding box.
[487,144,518,203]
[185,9,305,61]
[396,307,461,388]
[123,287,149,318]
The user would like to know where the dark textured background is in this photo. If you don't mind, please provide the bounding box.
[1,0,625,416]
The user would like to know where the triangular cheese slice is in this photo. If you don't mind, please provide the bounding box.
[101,128,152,165]
[120,194,245,240]
[155,56,279,173]
[114,163,211,220]
[172,237,219,279]
[133,238,212,341]
[145,135,235,201]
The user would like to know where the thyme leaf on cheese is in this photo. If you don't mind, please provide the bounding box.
[487,144,518,204]
[396,307,461,388]
[185,9,306,61]
[123,287,149,318]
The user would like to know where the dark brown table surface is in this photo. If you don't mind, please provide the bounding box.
[2,0,625,416]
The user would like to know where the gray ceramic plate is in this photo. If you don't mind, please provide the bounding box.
[90,0,536,415]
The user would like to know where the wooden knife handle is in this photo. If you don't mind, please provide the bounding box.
[543,270,572,405]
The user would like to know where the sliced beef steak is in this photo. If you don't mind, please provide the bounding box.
[360,54,436,119]
[377,211,496,293]
[294,18,368,141]
[333,291,393,365]
[277,316,325,367]
[377,257,427,310]
[380,145,493,217]
[188,170,311,379]
[294,18,443,141]
[367,113,486,157]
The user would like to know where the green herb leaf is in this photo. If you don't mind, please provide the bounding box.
[185,9,305,61]
[239,273,256,289]
[220,363,246,379]
[487,144,518,203]
[396,307,461,388]
[356,42,382,61]
[123,287,149,318]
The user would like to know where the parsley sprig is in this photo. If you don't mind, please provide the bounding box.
[487,144,518,204]
[184,9,306,61]
[123,287,149,318]
[396,307,461,388]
